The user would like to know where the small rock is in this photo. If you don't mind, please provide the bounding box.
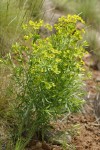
[51,131,72,146]
[52,145,62,150]
[95,76,100,82]
[36,142,42,148]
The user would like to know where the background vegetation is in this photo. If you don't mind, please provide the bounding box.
[0,0,43,56]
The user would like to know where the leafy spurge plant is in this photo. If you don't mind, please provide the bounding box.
[1,15,86,149]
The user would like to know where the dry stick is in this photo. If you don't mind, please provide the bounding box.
[7,16,17,26]
[49,12,56,24]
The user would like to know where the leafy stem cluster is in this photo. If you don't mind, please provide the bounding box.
[1,14,87,149]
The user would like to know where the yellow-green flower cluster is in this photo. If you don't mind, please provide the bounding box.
[17,15,86,91]
[24,33,33,40]
[31,38,62,88]
[54,14,85,36]
[29,19,43,30]
[67,14,85,24]
[44,23,53,31]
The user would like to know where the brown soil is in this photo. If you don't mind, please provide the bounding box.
[71,114,100,150]
[26,113,100,150]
